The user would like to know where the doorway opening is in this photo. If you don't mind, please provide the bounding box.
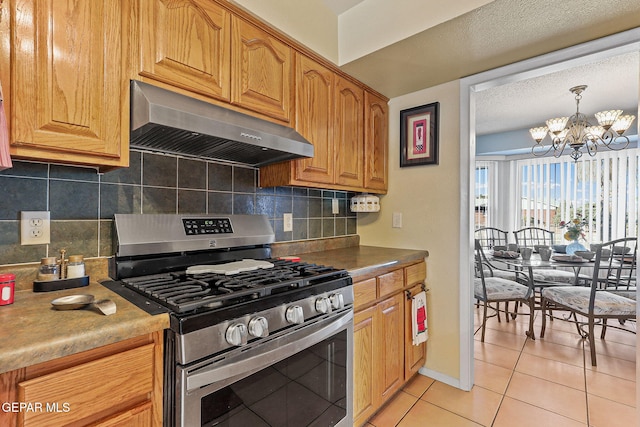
[458,28,640,391]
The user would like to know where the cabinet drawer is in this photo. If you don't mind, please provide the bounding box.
[378,269,403,298]
[354,278,377,309]
[405,261,426,287]
[19,344,154,426]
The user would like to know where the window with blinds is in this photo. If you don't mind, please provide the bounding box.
[516,148,640,243]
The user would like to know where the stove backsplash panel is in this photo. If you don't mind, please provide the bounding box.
[0,150,357,265]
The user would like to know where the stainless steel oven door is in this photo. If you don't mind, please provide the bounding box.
[176,308,353,427]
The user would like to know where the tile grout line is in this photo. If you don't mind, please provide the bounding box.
[486,323,531,426]
[582,339,591,427]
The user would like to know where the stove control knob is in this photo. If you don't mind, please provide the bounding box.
[225,323,248,347]
[329,293,344,310]
[248,316,269,338]
[285,305,304,324]
[315,297,332,314]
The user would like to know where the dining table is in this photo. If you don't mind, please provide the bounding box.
[489,251,593,339]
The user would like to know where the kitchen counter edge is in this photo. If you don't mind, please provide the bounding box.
[292,245,429,282]
[0,282,169,374]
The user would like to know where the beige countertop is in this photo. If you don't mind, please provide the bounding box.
[0,281,169,374]
[294,245,428,282]
[0,243,426,374]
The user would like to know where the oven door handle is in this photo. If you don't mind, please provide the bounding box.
[186,309,353,392]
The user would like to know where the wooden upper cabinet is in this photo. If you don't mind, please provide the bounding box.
[364,91,389,192]
[293,53,334,184]
[135,0,232,102]
[231,16,292,123]
[334,77,364,188]
[5,0,128,169]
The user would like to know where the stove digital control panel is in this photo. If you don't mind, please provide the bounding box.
[182,218,234,235]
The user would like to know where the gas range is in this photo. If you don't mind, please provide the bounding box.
[103,214,354,426]
[103,212,353,344]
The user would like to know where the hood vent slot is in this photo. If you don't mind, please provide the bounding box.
[130,81,314,167]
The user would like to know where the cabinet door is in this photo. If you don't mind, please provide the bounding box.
[334,76,364,187]
[404,284,427,379]
[231,16,292,122]
[364,91,388,192]
[377,293,404,402]
[293,53,334,184]
[353,305,378,427]
[18,344,154,426]
[8,0,127,169]
[136,0,231,101]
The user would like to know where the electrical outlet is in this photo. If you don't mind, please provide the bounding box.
[332,198,339,215]
[21,211,51,245]
[283,213,293,232]
[392,212,403,228]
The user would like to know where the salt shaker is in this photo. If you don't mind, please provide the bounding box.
[37,257,59,281]
[66,255,86,278]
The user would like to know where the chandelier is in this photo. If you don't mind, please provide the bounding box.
[529,85,636,162]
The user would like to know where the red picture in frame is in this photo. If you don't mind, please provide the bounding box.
[400,102,439,166]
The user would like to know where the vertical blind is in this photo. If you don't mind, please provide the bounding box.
[475,161,498,228]
[516,148,640,243]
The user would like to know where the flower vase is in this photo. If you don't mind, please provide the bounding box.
[566,240,586,255]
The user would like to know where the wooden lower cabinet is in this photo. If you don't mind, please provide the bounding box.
[377,294,405,402]
[0,332,163,427]
[405,284,428,378]
[353,305,377,426]
[353,261,427,426]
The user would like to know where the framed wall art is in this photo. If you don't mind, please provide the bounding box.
[400,102,439,167]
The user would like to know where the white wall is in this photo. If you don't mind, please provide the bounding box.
[358,81,462,380]
[231,0,339,64]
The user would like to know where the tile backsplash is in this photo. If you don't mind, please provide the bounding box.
[0,150,357,265]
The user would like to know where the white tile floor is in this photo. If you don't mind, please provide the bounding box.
[365,309,637,426]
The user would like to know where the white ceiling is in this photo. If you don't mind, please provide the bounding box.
[321,0,365,15]
[327,1,639,137]
[475,52,640,136]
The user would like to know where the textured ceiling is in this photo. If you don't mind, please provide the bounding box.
[339,0,640,100]
[475,52,639,135]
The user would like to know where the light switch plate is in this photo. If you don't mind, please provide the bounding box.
[21,211,51,245]
[392,212,403,228]
[332,198,339,215]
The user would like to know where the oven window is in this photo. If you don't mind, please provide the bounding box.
[200,330,348,426]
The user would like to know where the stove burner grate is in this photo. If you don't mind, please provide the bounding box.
[120,259,345,313]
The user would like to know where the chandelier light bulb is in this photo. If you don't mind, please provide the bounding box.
[594,110,622,130]
[529,127,548,142]
[546,117,568,134]
[585,126,605,141]
[610,114,636,135]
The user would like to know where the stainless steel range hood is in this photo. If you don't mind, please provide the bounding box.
[130,80,313,167]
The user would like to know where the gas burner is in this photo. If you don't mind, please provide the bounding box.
[120,259,346,313]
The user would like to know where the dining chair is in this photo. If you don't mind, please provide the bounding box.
[513,226,588,285]
[474,240,534,341]
[475,227,509,249]
[540,237,637,366]
[513,227,554,247]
